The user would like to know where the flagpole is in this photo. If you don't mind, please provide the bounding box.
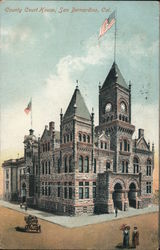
[114,9,117,63]
[31,97,32,129]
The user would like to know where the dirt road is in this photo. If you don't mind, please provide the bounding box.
[0,206,158,249]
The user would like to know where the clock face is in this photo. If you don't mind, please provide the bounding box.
[105,103,112,112]
[120,102,126,112]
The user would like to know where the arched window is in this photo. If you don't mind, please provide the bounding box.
[146,159,152,176]
[83,134,86,142]
[122,161,125,173]
[133,157,139,173]
[64,156,67,173]
[79,156,83,173]
[124,140,128,151]
[79,133,82,141]
[87,135,90,143]
[67,134,69,142]
[69,156,72,172]
[84,157,89,173]
[106,162,110,170]
[64,135,66,144]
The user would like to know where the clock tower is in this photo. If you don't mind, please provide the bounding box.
[96,62,135,172]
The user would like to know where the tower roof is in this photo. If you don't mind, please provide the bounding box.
[63,86,90,120]
[102,62,129,90]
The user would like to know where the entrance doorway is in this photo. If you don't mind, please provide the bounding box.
[128,183,136,208]
[112,183,123,210]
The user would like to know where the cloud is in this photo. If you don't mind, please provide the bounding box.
[0,26,33,51]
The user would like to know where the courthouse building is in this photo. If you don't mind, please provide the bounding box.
[2,62,154,215]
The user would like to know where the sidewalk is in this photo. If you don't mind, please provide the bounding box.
[0,200,158,228]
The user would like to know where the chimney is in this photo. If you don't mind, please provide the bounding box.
[49,121,55,132]
[138,129,144,139]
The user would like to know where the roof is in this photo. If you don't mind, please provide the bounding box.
[101,62,129,90]
[63,86,91,120]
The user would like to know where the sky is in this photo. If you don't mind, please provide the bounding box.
[0,1,159,166]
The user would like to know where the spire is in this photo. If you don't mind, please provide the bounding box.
[101,62,129,90]
[63,86,90,120]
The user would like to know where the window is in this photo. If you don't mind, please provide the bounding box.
[85,182,89,199]
[79,156,83,173]
[106,162,110,170]
[119,114,121,120]
[70,133,72,141]
[122,161,125,173]
[146,182,151,193]
[45,143,47,152]
[69,156,72,172]
[58,159,60,173]
[133,157,139,174]
[122,161,129,173]
[45,182,47,195]
[6,181,9,190]
[64,156,67,173]
[58,182,60,197]
[93,182,96,199]
[45,162,48,174]
[124,140,127,151]
[120,142,122,151]
[79,182,83,199]
[48,161,50,174]
[69,183,72,199]
[84,157,89,173]
[126,161,128,173]
[42,182,44,195]
[6,170,9,179]
[48,142,50,151]
[64,186,67,199]
[94,159,96,173]
[79,133,82,141]
[87,135,90,143]
[64,135,66,144]
[101,141,103,149]
[85,187,89,198]
[128,143,130,152]
[83,134,86,142]
[48,183,51,196]
[146,159,152,176]
[42,144,45,152]
[105,143,107,149]
[67,134,69,142]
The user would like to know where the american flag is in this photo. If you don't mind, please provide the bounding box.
[24,100,32,115]
[99,11,116,39]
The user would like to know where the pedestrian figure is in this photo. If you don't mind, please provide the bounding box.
[115,207,118,217]
[123,226,130,248]
[132,226,139,248]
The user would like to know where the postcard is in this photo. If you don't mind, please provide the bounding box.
[0,1,159,249]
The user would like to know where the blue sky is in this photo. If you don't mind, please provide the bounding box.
[0,1,159,159]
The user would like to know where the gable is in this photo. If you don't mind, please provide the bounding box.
[136,137,149,151]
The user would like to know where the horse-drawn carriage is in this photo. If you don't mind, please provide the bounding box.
[24,215,41,233]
